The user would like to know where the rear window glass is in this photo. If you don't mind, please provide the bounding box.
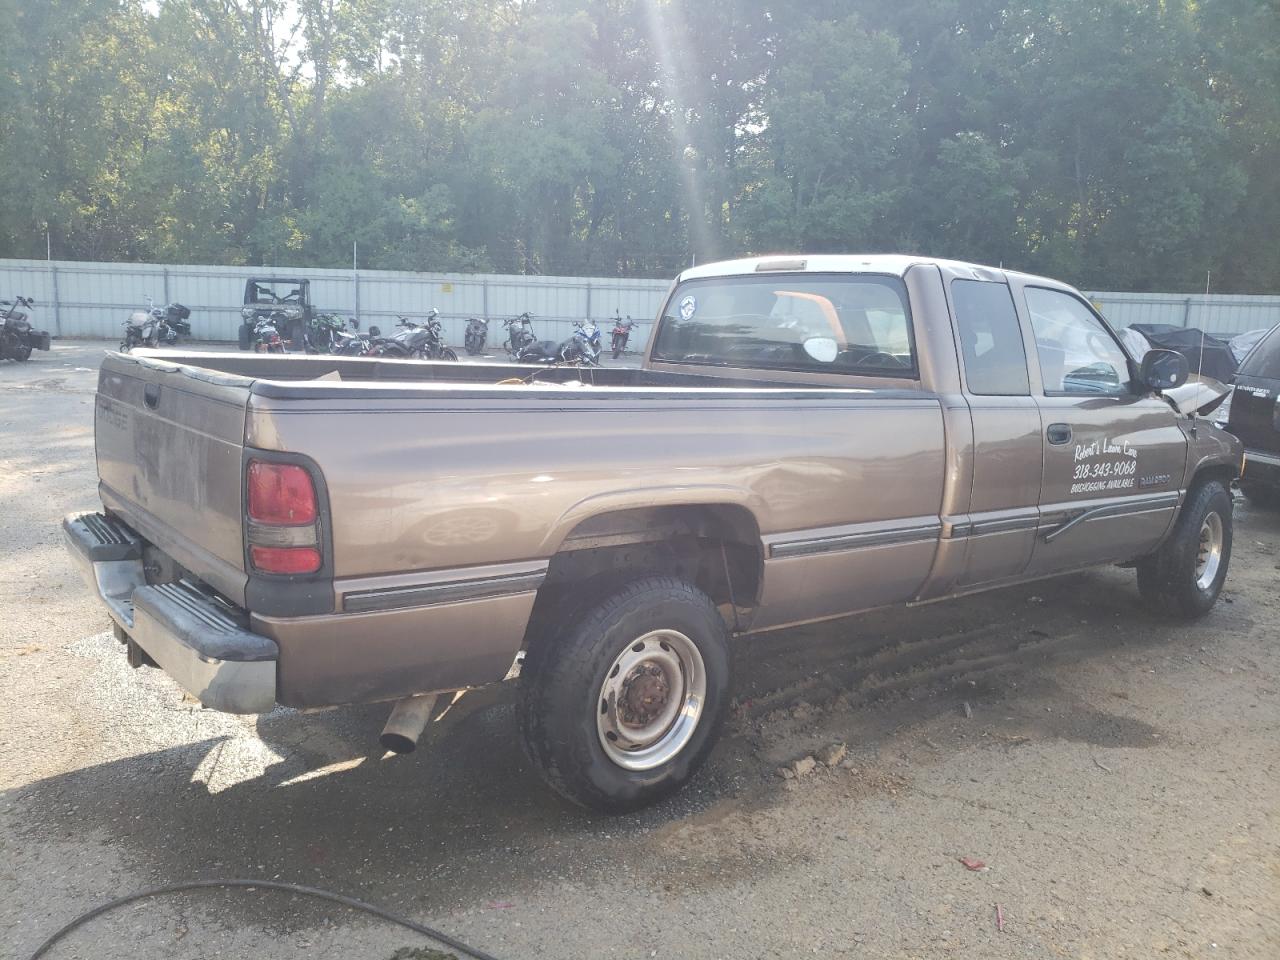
[1238,324,1280,378]
[951,279,1028,396]
[650,274,915,376]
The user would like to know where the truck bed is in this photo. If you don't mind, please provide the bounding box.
[91,348,947,706]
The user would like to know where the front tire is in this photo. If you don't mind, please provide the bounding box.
[1136,479,1233,619]
[441,347,459,362]
[519,576,731,813]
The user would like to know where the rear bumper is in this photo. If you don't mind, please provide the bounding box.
[62,512,277,713]
[1243,448,1280,488]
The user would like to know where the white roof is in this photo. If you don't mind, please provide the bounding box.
[677,253,1045,284]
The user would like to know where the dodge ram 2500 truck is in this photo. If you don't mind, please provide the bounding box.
[64,255,1242,811]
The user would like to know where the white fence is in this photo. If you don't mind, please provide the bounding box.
[2,257,1278,345]
[0,258,670,349]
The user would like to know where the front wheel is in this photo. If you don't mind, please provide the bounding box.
[1136,479,1233,619]
[519,576,730,812]
[440,347,459,362]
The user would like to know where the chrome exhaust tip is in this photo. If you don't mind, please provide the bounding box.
[379,694,439,754]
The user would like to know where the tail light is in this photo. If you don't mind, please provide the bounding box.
[248,462,316,524]
[246,459,323,575]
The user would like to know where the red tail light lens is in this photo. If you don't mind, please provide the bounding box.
[247,461,317,525]
[250,545,321,575]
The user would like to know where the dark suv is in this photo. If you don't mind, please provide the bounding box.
[1225,323,1280,506]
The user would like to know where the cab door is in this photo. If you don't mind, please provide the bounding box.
[1014,283,1188,575]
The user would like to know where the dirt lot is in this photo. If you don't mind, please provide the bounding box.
[2,341,1278,959]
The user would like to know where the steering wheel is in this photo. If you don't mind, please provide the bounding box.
[859,351,908,369]
[1085,330,1117,360]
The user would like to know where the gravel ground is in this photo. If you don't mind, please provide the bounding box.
[2,341,1277,959]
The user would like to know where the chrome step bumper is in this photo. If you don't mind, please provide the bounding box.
[63,512,278,713]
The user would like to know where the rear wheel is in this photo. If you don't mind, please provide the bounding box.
[519,576,731,812]
[1136,479,1232,619]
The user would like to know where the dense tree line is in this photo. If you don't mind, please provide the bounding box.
[1,0,1276,291]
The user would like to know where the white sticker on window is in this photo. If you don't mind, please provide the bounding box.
[679,295,697,321]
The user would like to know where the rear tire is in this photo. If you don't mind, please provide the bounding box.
[1136,479,1232,619]
[519,576,731,813]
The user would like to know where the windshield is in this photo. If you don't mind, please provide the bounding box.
[651,273,915,376]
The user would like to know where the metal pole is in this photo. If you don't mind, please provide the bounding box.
[1182,297,1192,328]
[482,277,489,321]
[162,266,170,305]
[353,270,360,325]
[353,241,358,272]
[46,228,51,261]
[585,280,592,321]
[49,262,61,337]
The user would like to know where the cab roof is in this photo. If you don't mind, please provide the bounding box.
[676,254,1073,292]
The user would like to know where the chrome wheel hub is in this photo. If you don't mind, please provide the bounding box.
[1195,511,1224,591]
[596,629,706,771]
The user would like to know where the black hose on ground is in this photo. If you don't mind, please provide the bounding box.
[26,878,504,960]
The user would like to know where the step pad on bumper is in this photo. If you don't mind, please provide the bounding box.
[63,512,278,714]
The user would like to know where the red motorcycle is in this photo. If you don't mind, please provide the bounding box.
[610,311,635,359]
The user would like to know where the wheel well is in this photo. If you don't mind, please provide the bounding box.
[1190,463,1236,494]
[526,505,763,641]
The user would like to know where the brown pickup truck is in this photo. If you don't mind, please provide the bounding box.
[64,254,1241,811]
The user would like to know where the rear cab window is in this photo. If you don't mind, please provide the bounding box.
[951,279,1029,396]
[650,273,916,377]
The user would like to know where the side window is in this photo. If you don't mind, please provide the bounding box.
[951,280,1029,395]
[1025,287,1132,395]
[1238,324,1280,378]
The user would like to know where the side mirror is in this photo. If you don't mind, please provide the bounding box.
[1140,348,1189,391]
[802,337,839,363]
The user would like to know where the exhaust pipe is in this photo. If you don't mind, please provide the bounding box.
[379,694,439,754]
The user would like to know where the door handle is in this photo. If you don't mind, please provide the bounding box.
[1046,423,1072,445]
[143,382,160,409]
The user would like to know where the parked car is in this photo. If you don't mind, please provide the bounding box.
[64,254,1240,813]
[239,277,314,351]
[1130,323,1237,382]
[1221,323,1280,506]
[1229,328,1272,365]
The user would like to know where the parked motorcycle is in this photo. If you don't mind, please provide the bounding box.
[250,315,288,353]
[120,298,192,352]
[305,313,369,355]
[464,316,489,355]
[503,312,537,358]
[610,311,635,359]
[517,319,602,366]
[333,320,381,356]
[371,309,458,361]
[1,296,51,362]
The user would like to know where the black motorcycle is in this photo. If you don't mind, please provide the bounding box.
[120,298,192,352]
[371,310,459,361]
[333,319,381,356]
[610,310,635,359]
[503,312,537,358]
[304,313,372,355]
[1,296,51,362]
[464,316,489,355]
[517,319,601,366]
